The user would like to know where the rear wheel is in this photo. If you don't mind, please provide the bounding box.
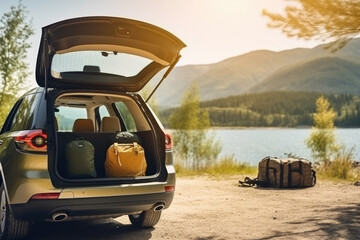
[128,210,162,228]
[0,185,30,240]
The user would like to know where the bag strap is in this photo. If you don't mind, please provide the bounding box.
[112,143,122,166]
[265,157,270,183]
[133,142,141,155]
[312,169,317,186]
[280,159,284,188]
[238,177,259,187]
[288,161,292,187]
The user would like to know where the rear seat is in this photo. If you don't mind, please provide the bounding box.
[101,116,121,132]
[73,118,95,132]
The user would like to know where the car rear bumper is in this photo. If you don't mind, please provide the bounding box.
[11,191,174,221]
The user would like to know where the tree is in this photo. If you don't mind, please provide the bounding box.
[0,1,34,124]
[169,84,222,170]
[263,0,360,52]
[306,96,339,165]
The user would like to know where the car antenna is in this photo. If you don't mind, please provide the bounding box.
[146,55,181,103]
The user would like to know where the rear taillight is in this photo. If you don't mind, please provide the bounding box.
[164,186,175,192]
[164,132,173,150]
[14,130,47,152]
[30,193,60,200]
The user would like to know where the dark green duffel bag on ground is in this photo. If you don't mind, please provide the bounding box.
[239,156,316,188]
[65,139,97,178]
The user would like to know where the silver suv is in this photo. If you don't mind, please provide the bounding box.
[0,16,185,239]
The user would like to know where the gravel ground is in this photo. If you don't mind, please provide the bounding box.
[27,176,360,240]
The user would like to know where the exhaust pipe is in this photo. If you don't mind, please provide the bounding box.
[152,202,165,212]
[52,212,68,222]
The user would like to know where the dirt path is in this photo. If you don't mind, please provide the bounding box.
[148,176,360,240]
[28,176,360,240]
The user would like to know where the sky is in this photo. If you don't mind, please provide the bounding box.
[0,0,325,87]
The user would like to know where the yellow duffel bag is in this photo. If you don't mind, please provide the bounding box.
[105,142,147,177]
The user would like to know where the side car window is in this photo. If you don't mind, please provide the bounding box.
[0,99,23,133]
[114,102,136,132]
[10,94,39,131]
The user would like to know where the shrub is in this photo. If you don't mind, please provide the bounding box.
[169,84,222,170]
[306,96,339,165]
[316,146,359,181]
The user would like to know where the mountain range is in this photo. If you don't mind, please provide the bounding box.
[152,38,360,108]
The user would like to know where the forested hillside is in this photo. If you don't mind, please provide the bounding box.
[159,91,360,128]
[248,57,360,94]
[154,38,360,108]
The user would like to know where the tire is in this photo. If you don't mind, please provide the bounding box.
[0,185,30,240]
[129,210,162,228]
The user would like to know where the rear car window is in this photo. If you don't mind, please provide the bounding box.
[51,51,152,78]
[55,106,87,131]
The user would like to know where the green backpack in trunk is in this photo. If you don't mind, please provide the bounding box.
[65,139,97,178]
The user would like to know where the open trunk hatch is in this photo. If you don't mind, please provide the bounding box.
[36,16,185,92]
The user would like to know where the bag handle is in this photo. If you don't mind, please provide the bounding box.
[112,142,143,166]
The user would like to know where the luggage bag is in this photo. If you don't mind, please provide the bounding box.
[239,156,316,188]
[105,142,147,177]
[65,139,97,178]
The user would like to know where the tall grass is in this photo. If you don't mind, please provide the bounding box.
[316,146,360,182]
[175,147,360,182]
[174,155,257,176]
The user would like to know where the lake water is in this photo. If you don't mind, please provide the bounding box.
[213,128,360,165]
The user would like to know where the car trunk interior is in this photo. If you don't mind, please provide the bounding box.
[52,92,162,182]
